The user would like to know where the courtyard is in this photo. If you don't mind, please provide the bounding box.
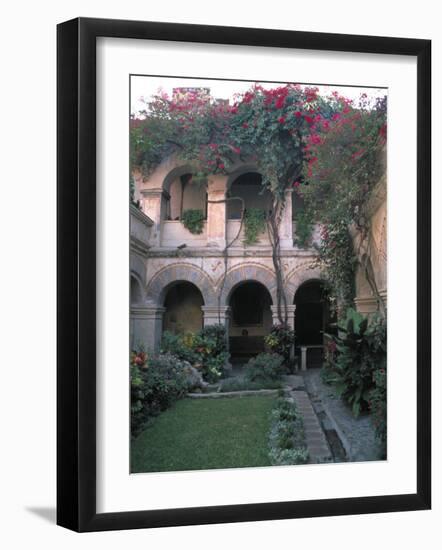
[129,81,387,473]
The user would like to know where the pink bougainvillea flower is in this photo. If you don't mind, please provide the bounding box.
[294,111,302,118]
[275,96,285,109]
[277,116,286,124]
[310,135,322,145]
[242,122,249,128]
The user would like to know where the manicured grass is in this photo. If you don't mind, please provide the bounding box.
[131,396,275,473]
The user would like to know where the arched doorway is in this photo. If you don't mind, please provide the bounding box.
[166,173,207,220]
[294,280,335,368]
[228,281,272,362]
[163,281,204,334]
[227,172,272,219]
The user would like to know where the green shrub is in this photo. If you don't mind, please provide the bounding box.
[323,308,386,417]
[160,324,229,384]
[130,351,193,436]
[268,398,309,465]
[181,208,205,234]
[245,353,285,382]
[369,366,387,457]
[264,324,295,364]
[199,352,230,384]
[269,447,310,466]
[199,324,227,355]
[160,331,198,363]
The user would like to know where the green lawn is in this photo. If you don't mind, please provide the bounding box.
[131,396,275,473]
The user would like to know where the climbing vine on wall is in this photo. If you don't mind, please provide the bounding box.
[297,94,387,308]
[244,208,267,245]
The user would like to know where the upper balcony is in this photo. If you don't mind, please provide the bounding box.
[130,203,153,252]
[133,161,321,254]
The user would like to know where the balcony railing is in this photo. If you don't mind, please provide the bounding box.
[161,220,207,247]
[226,219,270,246]
[130,204,153,250]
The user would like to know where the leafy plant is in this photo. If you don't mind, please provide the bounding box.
[245,353,285,383]
[323,308,386,418]
[160,331,198,364]
[181,208,205,234]
[264,324,295,364]
[243,208,267,245]
[369,365,387,457]
[160,325,229,383]
[130,351,192,436]
[268,398,309,465]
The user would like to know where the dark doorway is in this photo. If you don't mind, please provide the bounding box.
[228,281,272,361]
[294,281,334,368]
[163,281,204,334]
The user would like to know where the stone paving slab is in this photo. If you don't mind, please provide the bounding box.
[302,369,382,462]
[290,390,333,464]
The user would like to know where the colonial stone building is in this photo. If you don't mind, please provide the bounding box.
[130,155,386,366]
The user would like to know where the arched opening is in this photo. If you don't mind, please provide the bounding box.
[294,280,336,368]
[228,281,272,362]
[130,275,143,305]
[165,173,207,220]
[163,281,204,334]
[227,172,272,220]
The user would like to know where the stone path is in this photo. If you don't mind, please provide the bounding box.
[290,391,333,463]
[302,368,383,462]
[282,375,333,464]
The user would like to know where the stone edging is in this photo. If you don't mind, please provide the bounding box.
[187,389,281,399]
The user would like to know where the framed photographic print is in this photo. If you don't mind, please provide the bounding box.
[57,17,431,532]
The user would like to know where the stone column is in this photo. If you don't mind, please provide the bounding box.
[279,188,294,249]
[206,175,228,249]
[130,306,165,352]
[270,304,296,328]
[300,347,308,371]
[139,189,168,247]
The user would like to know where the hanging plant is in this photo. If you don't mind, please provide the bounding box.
[244,208,267,245]
[293,203,314,248]
[181,209,205,234]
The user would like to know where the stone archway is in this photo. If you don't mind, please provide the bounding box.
[284,263,324,304]
[219,264,277,306]
[146,263,217,307]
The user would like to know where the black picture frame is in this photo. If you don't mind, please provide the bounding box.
[57,17,431,532]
